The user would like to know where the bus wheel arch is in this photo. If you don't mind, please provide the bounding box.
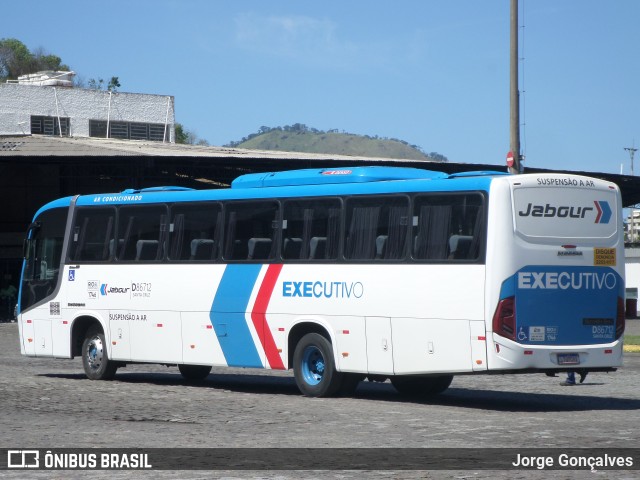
[71,315,104,358]
[287,321,334,369]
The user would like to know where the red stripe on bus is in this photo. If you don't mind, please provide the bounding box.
[594,201,603,223]
[251,264,285,370]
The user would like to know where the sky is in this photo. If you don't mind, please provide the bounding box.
[4,0,640,174]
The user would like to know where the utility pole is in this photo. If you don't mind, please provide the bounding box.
[625,145,637,176]
[625,145,637,242]
[509,0,522,174]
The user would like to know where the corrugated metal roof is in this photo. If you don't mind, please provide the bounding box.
[0,134,431,162]
[3,134,640,207]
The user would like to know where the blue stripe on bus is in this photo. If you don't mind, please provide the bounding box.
[499,266,623,345]
[210,264,263,367]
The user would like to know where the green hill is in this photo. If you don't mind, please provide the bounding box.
[226,125,447,162]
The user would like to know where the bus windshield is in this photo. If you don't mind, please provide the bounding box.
[20,207,68,313]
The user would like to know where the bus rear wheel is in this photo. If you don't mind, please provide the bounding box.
[293,333,343,397]
[178,364,212,381]
[391,374,453,396]
[82,325,118,380]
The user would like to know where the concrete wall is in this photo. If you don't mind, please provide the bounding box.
[0,83,175,142]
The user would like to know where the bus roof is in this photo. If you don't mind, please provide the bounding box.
[39,167,511,213]
[32,196,75,218]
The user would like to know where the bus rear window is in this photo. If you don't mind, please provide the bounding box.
[513,187,618,242]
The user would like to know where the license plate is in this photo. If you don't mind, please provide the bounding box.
[557,353,580,365]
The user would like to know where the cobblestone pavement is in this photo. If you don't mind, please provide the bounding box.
[1,322,639,480]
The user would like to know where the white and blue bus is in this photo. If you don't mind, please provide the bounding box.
[18,166,625,397]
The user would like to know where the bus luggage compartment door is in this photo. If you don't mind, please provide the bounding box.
[33,318,53,356]
[365,317,394,375]
[391,317,472,374]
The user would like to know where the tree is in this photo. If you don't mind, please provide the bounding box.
[428,152,449,163]
[0,38,35,80]
[175,123,187,144]
[87,78,104,90]
[107,76,120,92]
[87,76,121,92]
[174,123,209,146]
[0,38,69,81]
[32,46,69,72]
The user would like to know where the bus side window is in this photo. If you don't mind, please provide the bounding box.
[412,194,484,262]
[223,202,279,261]
[281,198,341,261]
[116,205,168,262]
[68,207,116,262]
[168,203,221,262]
[344,196,409,261]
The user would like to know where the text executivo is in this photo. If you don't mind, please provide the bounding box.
[518,271,617,290]
[282,281,364,299]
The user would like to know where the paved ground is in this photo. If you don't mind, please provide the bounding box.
[1,321,639,479]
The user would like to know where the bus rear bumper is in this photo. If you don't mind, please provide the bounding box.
[487,335,623,371]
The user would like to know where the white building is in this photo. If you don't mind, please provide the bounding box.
[0,71,175,143]
[625,208,640,243]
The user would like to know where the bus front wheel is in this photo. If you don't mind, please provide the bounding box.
[81,325,118,380]
[293,333,343,397]
[391,374,453,396]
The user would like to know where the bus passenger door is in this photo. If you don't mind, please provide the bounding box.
[365,317,394,374]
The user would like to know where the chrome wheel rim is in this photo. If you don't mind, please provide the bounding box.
[85,335,104,371]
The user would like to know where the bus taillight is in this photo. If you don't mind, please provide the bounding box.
[492,296,516,341]
[616,297,625,339]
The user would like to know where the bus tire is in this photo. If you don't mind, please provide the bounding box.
[178,364,212,381]
[391,374,453,396]
[293,333,343,397]
[81,325,118,380]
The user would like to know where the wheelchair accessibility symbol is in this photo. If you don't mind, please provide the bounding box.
[517,327,527,341]
[68,270,75,281]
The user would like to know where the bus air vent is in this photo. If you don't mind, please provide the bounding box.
[231,166,447,189]
[120,186,195,194]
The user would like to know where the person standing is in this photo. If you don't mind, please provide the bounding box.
[560,370,588,386]
[0,279,17,322]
